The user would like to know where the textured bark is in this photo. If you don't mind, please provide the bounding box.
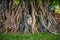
[0,0,57,34]
[38,0,57,34]
[31,2,38,34]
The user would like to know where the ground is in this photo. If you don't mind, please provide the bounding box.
[0,32,60,40]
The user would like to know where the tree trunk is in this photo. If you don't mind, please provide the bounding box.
[0,0,57,34]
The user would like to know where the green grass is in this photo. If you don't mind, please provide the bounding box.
[0,32,60,40]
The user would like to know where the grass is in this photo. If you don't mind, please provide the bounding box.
[0,32,60,40]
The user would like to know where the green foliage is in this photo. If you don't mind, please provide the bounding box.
[13,0,20,6]
[49,0,60,5]
[53,0,60,5]
[54,5,60,14]
[49,0,60,14]
[37,0,43,5]
[39,0,42,4]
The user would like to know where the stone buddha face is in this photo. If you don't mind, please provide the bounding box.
[27,17,32,25]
